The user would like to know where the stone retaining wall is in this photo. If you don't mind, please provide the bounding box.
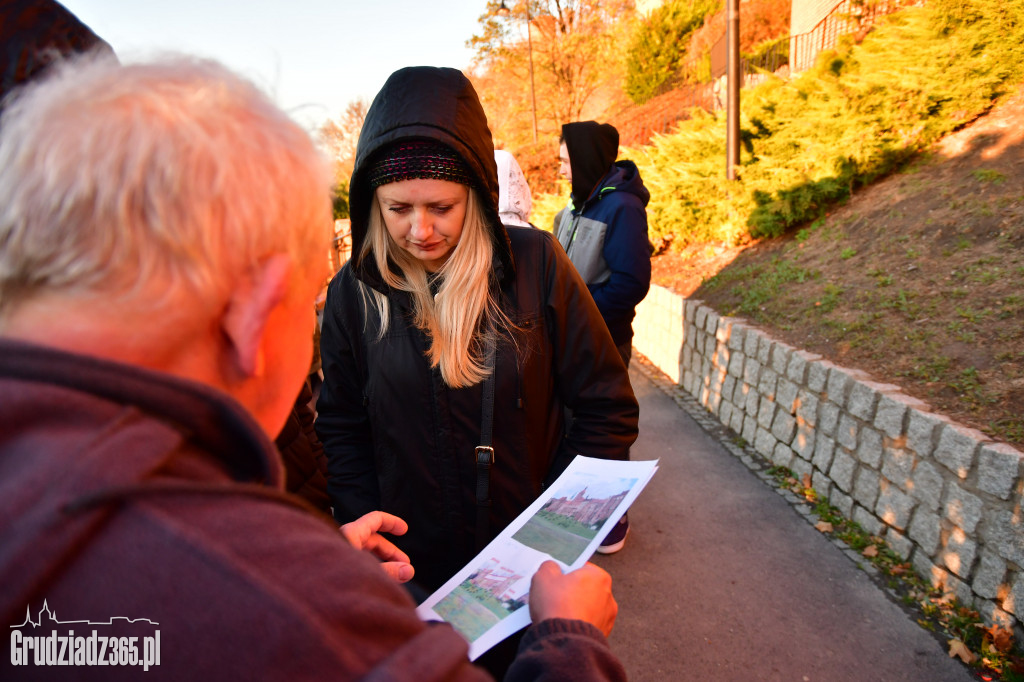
[633,284,1024,630]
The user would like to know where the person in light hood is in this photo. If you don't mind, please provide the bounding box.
[494,148,534,228]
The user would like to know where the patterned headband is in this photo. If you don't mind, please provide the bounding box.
[369,140,473,188]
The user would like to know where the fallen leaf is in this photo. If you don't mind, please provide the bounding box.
[815,521,834,533]
[890,565,907,575]
[985,624,1014,652]
[948,639,976,664]
[862,545,879,558]
[801,473,812,489]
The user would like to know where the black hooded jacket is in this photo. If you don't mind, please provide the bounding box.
[315,67,639,593]
[1,0,114,115]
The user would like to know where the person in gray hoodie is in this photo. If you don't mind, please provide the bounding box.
[0,54,626,681]
[555,121,652,367]
[554,121,652,555]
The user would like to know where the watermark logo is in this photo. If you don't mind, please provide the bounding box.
[10,600,160,671]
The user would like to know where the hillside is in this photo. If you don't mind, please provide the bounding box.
[652,84,1024,450]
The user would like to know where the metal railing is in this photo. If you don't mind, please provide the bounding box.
[790,0,914,72]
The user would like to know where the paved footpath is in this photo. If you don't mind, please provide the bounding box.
[592,362,975,682]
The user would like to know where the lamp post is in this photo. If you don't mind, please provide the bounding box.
[726,0,740,179]
[497,0,538,143]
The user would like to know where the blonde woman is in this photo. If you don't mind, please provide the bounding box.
[315,67,638,605]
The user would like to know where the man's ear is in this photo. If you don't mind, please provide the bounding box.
[220,254,292,378]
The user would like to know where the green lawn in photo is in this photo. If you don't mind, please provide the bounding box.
[512,511,597,564]
[434,584,507,641]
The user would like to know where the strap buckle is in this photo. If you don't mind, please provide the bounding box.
[475,446,494,465]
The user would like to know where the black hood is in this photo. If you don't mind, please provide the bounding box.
[348,66,514,288]
[1,0,115,112]
[561,121,619,203]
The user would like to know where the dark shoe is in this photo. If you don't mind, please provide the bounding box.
[597,513,630,555]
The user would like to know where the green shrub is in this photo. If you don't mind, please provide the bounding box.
[332,181,349,220]
[744,36,789,73]
[535,0,1024,250]
[624,0,721,104]
[531,184,570,233]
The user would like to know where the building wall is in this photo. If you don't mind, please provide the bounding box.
[790,0,843,35]
[547,490,628,526]
[635,0,665,17]
[633,283,1024,632]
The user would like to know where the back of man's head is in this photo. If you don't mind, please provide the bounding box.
[0,54,331,319]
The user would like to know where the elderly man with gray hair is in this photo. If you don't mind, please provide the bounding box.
[0,54,625,681]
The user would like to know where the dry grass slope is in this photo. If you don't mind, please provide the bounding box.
[653,85,1024,449]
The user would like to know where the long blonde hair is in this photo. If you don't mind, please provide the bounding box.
[359,187,510,388]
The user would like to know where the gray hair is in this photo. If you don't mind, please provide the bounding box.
[0,53,332,314]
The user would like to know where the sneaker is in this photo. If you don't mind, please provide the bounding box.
[596,513,630,555]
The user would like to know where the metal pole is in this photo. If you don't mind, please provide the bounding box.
[726,0,740,180]
[526,5,538,143]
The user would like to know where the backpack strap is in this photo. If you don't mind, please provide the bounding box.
[474,331,497,552]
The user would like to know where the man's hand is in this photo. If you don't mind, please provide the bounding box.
[528,561,617,636]
[340,511,414,583]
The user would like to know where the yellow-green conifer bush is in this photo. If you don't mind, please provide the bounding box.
[539,0,1024,251]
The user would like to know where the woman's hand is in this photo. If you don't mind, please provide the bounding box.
[340,511,415,583]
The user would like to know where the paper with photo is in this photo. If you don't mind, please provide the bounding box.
[416,455,659,660]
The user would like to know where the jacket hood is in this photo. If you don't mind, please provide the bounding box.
[588,160,650,209]
[1,0,115,112]
[0,338,311,629]
[494,149,532,228]
[0,339,282,487]
[348,66,513,288]
[561,121,619,203]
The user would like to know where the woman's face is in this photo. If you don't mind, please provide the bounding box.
[376,178,469,272]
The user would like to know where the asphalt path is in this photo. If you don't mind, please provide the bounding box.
[592,364,975,682]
